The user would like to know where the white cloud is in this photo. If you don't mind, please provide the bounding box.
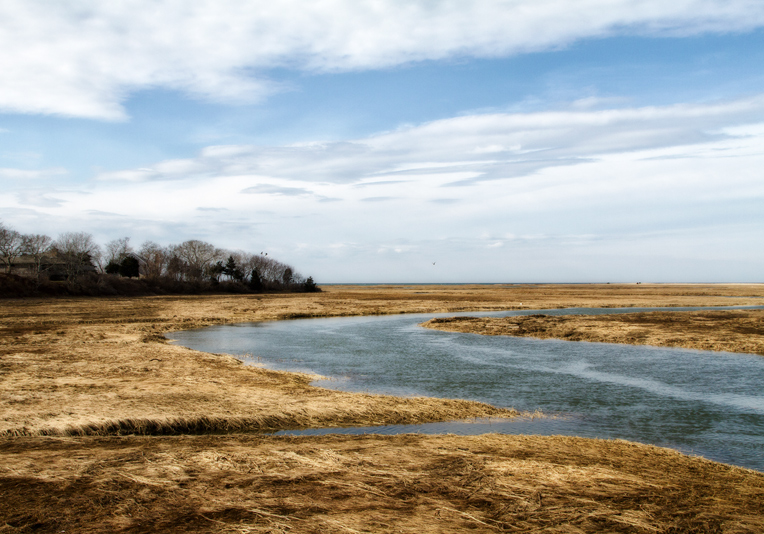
[88,94,764,188]
[96,169,158,182]
[0,167,67,179]
[2,1,764,119]
[2,96,763,282]
[16,192,66,207]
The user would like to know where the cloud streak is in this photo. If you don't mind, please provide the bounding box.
[3,0,764,119]
[92,95,764,187]
[0,167,67,179]
[2,97,763,282]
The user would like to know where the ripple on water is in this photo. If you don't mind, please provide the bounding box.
[171,306,764,471]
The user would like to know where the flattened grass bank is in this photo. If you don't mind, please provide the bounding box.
[2,434,763,533]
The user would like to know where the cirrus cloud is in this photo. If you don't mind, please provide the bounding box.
[92,94,764,186]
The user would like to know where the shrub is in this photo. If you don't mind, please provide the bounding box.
[303,276,320,292]
[105,260,121,275]
[119,256,140,278]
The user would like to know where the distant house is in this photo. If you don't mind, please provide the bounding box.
[124,252,147,268]
[3,252,97,280]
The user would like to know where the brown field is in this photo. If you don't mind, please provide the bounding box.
[2,283,764,532]
[422,309,764,356]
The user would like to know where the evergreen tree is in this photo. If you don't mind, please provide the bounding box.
[282,267,293,286]
[208,260,225,283]
[105,260,121,275]
[223,256,237,278]
[249,268,263,291]
[119,256,140,278]
[303,276,320,292]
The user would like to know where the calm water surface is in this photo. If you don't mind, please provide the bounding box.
[170,307,764,471]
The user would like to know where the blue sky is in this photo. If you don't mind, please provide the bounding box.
[1,1,764,282]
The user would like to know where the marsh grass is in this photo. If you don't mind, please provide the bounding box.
[4,284,762,438]
[1,434,762,533]
[423,309,764,356]
[2,284,764,532]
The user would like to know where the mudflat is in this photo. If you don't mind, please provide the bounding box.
[2,284,763,532]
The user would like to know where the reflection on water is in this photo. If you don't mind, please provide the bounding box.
[170,306,764,471]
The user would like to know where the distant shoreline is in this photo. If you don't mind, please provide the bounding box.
[319,282,764,286]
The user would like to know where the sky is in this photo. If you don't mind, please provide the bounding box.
[1,1,763,283]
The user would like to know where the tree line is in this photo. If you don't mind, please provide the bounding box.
[0,221,319,296]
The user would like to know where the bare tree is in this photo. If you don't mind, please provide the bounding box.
[0,222,24,274]
[52,232,101,280]
[172,240,221,281]
[105,237,133,264]
[21,234,53,282]
[252,254,280,283]
[236,252,259,277]
[103,237,134,275]
[139,241,168,279]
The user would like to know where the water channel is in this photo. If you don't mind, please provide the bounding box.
[170,306,764,471]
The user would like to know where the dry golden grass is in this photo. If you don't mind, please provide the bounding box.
[1,433,762,533]
[3,284,762,436]
[2,283,764,532]
[422,309,764,356]
[0,291,524,438]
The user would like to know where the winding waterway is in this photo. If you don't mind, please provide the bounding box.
[170,306,764,471]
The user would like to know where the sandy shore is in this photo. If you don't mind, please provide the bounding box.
[422,309,764,356]
[2,284,764,532]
